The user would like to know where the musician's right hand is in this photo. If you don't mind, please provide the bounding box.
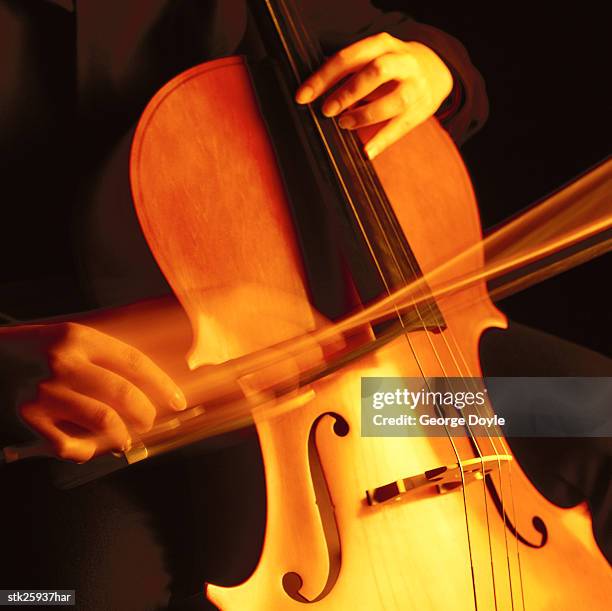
[0,322,186,462]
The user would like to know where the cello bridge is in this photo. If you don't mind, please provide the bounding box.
[365,455,513,506]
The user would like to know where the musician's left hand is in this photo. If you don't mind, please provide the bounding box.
[295,33,453,159]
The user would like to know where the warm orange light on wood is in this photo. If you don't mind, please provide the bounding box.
[131,56,612,610]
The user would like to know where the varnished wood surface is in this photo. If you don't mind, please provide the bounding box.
[131,56,612,610]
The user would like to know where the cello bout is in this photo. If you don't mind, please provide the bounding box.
[131,54,612,611]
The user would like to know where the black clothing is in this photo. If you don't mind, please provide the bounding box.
[73,0,488,148]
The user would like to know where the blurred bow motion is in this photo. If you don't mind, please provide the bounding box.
[4,156,610,466]
[3,0,612,608]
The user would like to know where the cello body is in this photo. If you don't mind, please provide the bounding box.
[130,56,612,610]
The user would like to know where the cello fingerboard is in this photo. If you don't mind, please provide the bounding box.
[246,0,446,333]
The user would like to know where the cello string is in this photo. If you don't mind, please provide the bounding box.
[445,328,523,609]
[318,136,483,604]
[332,126,504,611]
[363,167,518,607]
[268,0,480,456]
[265,0,479,606]
[441,328,520,609]
[265,1,481,607]
[272,3,497,607]
[264,0,467,464]
[303,30,505,487]
[335,71,519,602]
[306,85,483,609]
[261,3,414,608]
[377,201,518,606]
[505,462,527,610]
[284,24,505,590]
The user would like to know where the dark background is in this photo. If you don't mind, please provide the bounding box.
[0,1,609,355]
[405,2,611,356]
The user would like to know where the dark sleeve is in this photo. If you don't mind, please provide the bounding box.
[302,1,489,145]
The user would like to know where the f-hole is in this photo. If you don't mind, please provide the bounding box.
[282,412,349,602]
[486,475,548,548]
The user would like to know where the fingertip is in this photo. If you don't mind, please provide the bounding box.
[170,388,187,411]
[134,420,154,435]
[295,85,314,104]
[75,451,95,465]
[322,100,341,117]
[364,142,379,160]
[338,115,356,129]
[63,439,96,464]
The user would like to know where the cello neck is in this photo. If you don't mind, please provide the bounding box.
[248,0,443,329]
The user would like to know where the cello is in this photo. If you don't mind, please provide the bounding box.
[128,0,612,609]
